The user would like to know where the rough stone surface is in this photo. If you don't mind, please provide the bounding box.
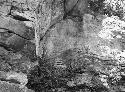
[0,81,34,92]
[42,14,123,61]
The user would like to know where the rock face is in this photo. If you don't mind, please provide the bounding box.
[1,0,125,92]
[0,81,34,92]
[0,16,33,52]
[6,35,26,52]
[0,71,34,92]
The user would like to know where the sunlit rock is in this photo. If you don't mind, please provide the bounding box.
[6,71,28,87]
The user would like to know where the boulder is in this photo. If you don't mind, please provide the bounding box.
[0,16,34,52]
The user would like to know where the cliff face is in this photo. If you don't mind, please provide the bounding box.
[1,0,125,92]
[0,81,34,92]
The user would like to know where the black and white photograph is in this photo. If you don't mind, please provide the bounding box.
[0,0,125,92]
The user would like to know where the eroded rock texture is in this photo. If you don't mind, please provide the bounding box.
[1,0,125,92]
[0,81,34,92]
